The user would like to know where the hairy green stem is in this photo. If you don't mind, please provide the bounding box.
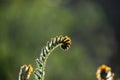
[34,35,71,80]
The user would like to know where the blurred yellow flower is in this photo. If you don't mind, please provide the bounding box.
[96,64,114,80]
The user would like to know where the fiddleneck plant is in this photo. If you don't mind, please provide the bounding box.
[18,35,118,80]
[34,35,71,80]
[96,64,114,80]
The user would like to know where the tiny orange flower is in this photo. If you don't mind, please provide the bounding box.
[27,65,33,79]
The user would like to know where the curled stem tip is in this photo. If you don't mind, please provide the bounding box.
[18,64,33,80]
[34,35,71,80]
[96,64,114,80]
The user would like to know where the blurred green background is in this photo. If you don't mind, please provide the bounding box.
[0,0,120,80]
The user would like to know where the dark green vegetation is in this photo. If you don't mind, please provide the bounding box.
[0,0,120,80]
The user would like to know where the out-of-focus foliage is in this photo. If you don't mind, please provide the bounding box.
[0,0,116,80]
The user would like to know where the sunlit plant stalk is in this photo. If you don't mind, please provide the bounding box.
[34,35,71,80]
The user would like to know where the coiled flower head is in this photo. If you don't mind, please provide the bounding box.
[96,64,114,80]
